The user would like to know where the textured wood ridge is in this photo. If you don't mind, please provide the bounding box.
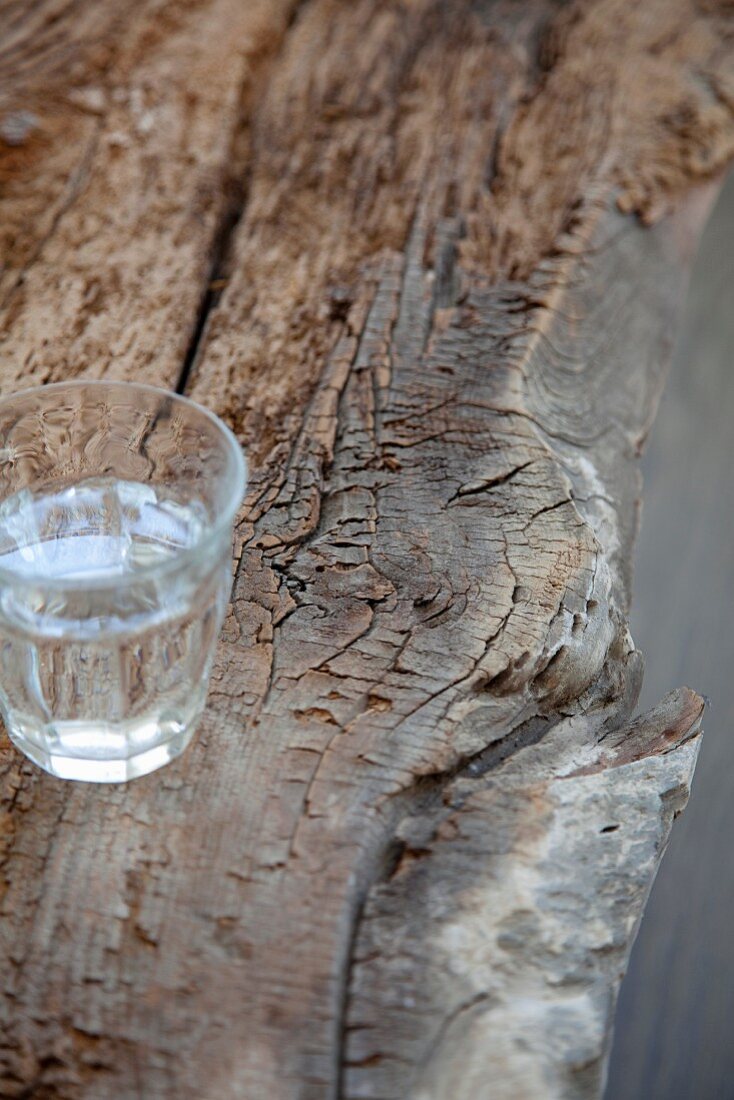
[0,2,732,1098]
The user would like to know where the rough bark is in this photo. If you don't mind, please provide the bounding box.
[0,2,732,1098]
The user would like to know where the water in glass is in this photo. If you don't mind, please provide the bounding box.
[0,476,231,781]
[0,381,245,782]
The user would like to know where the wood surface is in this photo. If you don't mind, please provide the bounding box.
[0,2,732,1098]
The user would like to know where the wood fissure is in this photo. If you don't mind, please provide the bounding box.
[175,0,316,396]
[172,157,249,397]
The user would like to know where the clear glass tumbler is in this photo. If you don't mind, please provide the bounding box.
[0,381,246,782]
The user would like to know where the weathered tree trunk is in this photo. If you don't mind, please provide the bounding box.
[0,2,732,1098]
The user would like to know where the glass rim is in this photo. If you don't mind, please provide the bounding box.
[0,379,247,591]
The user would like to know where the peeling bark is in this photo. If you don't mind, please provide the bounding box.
[0,1,732,1098]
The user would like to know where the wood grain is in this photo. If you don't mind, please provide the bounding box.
[0,1,732,1097]
[0,0,298,385]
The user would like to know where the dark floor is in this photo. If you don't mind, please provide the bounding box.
[605,174,734,1099]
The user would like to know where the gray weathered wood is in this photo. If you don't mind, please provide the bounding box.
[347,689,703,1099]
[0,2,732,1097]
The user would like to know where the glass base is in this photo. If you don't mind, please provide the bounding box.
[6,713,198,782]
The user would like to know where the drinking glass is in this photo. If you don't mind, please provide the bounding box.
[0,380,246,782]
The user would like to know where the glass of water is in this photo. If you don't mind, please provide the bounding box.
[0,381,246,782]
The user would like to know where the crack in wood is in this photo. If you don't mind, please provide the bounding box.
[175,0,315,397]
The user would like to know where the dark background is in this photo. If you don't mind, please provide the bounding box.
[606,174,734,1099]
